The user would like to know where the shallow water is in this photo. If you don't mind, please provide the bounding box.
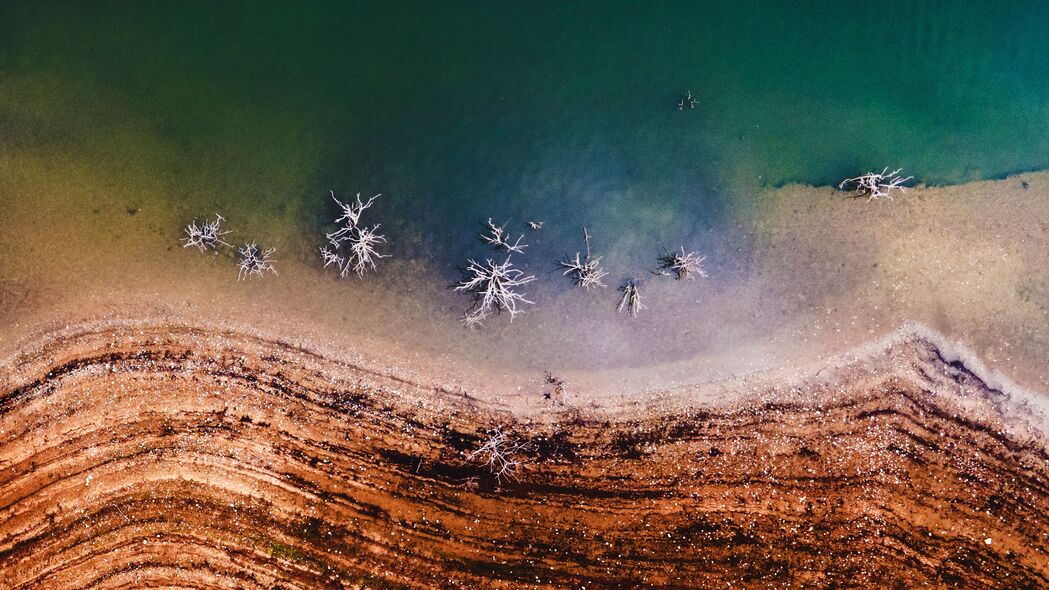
[3,1,1048,266]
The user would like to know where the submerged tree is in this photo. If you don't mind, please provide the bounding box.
[656,247,708,280]
[678,90,696,110]
[559,227,607,290]
[237,243,278,280]
[481,218,528,254]
[321,191,389,277]
[466,428,529,483]
[617,279,645,317]
[330,191,381,235]
[455,256,536,328]
[182,214,231,253]
[345,225,388,276]
[838,167,913,201]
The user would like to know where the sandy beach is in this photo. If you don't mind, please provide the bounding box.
[2,169,1048,405]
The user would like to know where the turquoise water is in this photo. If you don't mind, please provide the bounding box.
[2,0,1049,272]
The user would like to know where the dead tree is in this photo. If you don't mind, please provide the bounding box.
[182,214,231,252]
[838,167,913,201]
[559,227,607,290]
[329,191,381,237]
[321,190,388,277]
[458,476,481,492]
[237,243,278,280]
[678,90,696,110]
[320,246,345,272]
[481,218,527,254]
[455,256,536,328]
[346,225,389,276]
[466,428,528,483]
[617,279,645,317]
[656,247,708,280]
[543,371,567,401]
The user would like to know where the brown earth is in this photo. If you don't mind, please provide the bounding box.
[0,324,1046,589]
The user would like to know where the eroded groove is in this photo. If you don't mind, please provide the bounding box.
[0,325,1047,589]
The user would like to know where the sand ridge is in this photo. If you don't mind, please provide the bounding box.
[0,322,1046,588]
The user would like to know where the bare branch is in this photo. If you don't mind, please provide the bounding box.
[481,218,528,254]
[559,227,607,289]
[461,311,490,330]
[321,191,389,277]
[466,428,528,483]
[677,90,696,110]
[455,256,536,327]
[838,167,913,201]
[543,371,568,401]
[182,214,231,252]
[320,246,344,270]
[656,247,708,280]
[617,279,645,317]
[330,190,381,231]
[237,243,278,280]
[346,225,389,277]
[458,476,481,492]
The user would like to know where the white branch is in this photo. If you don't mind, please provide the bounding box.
[455,256,536,328]
[481,218,527,254]
[617,279,645,317]
[466,428,528,483]
[656,247,708,280]
[346,225,389,277]
[678,90,696,110]
[839,167,913,201]
[331,190,381,230]
[321,191,389,277]
[237,243,278,280]
[182,214,231,252]
[559,227,607,289]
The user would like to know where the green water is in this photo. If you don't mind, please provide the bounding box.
[2,0,1049,271]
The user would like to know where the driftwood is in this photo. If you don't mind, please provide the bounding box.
[321,191,389,277]
[559,227,607,290]
[656,247,708,280]
[330,191,381,234]
[458,476,481,492]
[455,256,536,328]
[678,90,696,110]
[466,428,528,483]
[617,279,645,317]
[839,167,913,201]
[182,214,231,253]
[543,371,568,402]
[481,218,527,254]
[237,243,278,280]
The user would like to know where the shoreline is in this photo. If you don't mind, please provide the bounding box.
[1,320,1046,587]
[2,170,1049,405]
[3,317,1047,432]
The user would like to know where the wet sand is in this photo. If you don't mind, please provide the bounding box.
[0,323,1046,588]
[2,167,1049,403]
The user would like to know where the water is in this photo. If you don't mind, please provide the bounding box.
[4,1,1049,264]
[2,1,1049,380]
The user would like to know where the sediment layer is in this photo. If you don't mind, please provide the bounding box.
[0,325,1046,588]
